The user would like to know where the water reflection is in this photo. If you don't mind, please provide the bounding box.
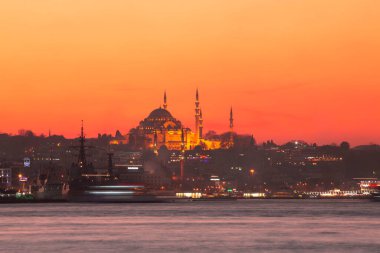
[0,200,379,253]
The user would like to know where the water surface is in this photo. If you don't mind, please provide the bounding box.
[0,199,379,252]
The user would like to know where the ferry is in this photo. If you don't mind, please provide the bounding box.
[68,174,171,203]
[65,122,170,203]
[370,184,380,201]
[175,192,237,201]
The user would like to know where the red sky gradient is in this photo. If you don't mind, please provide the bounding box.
[0,1,379,146]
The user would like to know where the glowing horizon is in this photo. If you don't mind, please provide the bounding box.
[1,1,380,146]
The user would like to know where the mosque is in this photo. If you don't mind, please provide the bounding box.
[112,89,234,151]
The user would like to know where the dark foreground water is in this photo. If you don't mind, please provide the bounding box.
[0,199,379,253]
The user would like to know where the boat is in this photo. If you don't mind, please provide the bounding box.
[270,191,297,199]
[33,163,69,201]
[29,131,69,202]
[68,174,168,203]
[175,192,237,201]
[34,182,69,201]
[67,122,169,203]
[190,196,237,202]
[371,184,380,201]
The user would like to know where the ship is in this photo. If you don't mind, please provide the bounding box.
[370,183,380,201]
[68,176,164,203]
[67,122,168,203]
[34,180,69,201]
[32,132,69,202]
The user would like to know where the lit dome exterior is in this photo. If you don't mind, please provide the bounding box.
[148,108,173,119]
[120,91,222,151]
[138,108,182,132]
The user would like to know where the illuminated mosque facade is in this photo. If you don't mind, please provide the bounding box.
[114,90,234,151]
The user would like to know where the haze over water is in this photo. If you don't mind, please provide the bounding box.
[1,200,379,253]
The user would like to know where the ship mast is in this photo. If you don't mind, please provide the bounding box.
[107,145,114,178]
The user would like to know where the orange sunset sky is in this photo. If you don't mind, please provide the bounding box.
[0,1,379,146]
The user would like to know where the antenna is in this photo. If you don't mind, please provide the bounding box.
[78,120,87,172]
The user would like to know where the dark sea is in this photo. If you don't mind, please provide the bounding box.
[0,199,379,253]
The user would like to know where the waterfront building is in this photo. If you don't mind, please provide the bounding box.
[0,168,12,188]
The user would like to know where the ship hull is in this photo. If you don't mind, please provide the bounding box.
[33,183,69,201]
[67,180,171,203]
[372,193,380,201]
[68,193,166,203]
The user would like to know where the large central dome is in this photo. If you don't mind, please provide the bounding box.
[148,108,173,119]
[137,107,182,131]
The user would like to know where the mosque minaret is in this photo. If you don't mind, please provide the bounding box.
[113,89,234,151]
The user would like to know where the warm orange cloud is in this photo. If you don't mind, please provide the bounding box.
[0,1,379,145]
